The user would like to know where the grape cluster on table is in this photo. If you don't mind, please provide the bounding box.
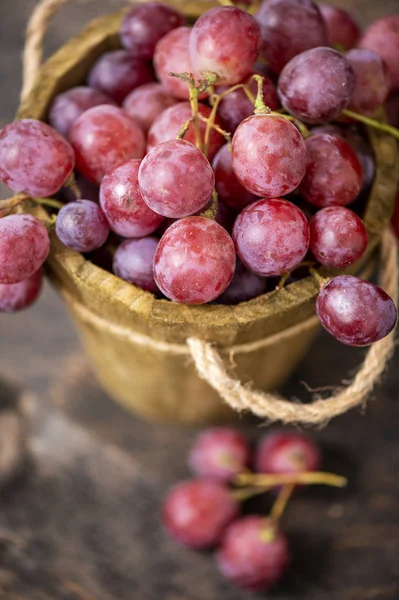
[162,426,328,592]
[0,1,398,348]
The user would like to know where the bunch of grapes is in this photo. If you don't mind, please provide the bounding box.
[0,1,398,348]
[162,426,345,591]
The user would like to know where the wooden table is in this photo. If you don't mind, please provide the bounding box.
[0,1,398,598]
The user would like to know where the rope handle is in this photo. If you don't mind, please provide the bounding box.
[21,0,399,425]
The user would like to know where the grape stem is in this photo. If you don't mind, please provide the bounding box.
[170,72,203,151]
[341,109,399,141]
[198,113,232,146]
[309,266,330,290]
[65,172,82,200]
[276,261,317,290]
[0,193,63,214]
[176,116,194,140]
[270,484,295,522]
[252,74,270,115]
[231,485,270,502]
[234,471,347,488]
[201,189,219,220]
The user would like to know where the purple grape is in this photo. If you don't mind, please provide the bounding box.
[278,47,355,124]
[256,0,328,74]
[55,200,109,252]
[217,260,267,304]
[138,140,214,218]
[0,269,43,312]
[233,198,310,276]
[319,4,360,51]
[0,214,50,284]
[69,105,145,184]
[213,144,257,211]
[48,86,115,138]
[346,49,391,115]
[154,217,236,304]
[100,159,164,238]
[316,275,397,346]
[189,7,261,85]
[88,50,154,104]
[120,1,186,59]
[122,83,177,134]
[0,119,74,197]
[359,15,399,90]
[113,237,159,294]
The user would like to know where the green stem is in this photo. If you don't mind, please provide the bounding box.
[252,74,270,115]
[33,197,64,210]
[341,109,399,141]
[270,484,295,522]
[176,117,194,140]
[309,267,331,290]
[201,189,218,220]
[235,471,347,489]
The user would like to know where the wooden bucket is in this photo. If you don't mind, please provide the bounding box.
[17,6,399,424]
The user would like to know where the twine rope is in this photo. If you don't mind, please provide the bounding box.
[21,0,399,424]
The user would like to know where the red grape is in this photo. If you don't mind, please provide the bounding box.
[0,269,42,312]
[310,207,368,269]
[69,105,145,184]
[0,119,74,197]
[139,140,214,218]
[319,4,360,51]
[0,214,50,284]
[48,86,114,138]
[213,144,257,211]
[278,47,355,124]
[256,0,328,74]
[232,115,306,197]
[88,50,154,104]
[188,428,250,482]
[316,275,397,346]
[346,49,391,115]
[154,27,206,101]
[255,430,321,475]
[100,159,164,238]
[122,83,177,134]
[55,200,109,252]
[147,102,224,161]
[233,198,310,276]
[162,479,239,549]
[154,217,236,304]
[189,7,261,85]
[217,259,268,304]
[359,15,399,90]
[216,517,289,591]
[216,72,279,134]
[120,1,186,59]
[113,237,159,294]
[300,134,363,208]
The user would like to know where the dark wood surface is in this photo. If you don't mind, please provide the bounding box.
[0,1,398,599]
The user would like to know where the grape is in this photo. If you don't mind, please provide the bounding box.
[300,134,363,208]
[359,15,399,90]
[88,50,154,104]
[232,115,306,197]
[120,1,186,59]
[147,102,224,160]
[316,275,397,346]
[0,119,74,197]
[213,144,257,211]
[154,217,236,304]
[255,430,321,475]
[346,49,391,116]
[138,140,214,218]
[100,159,164,238]
[55,200,109,252]
[256,0,328,74]
[69,105,145,184]
[309,207,367,269]
[113,237,159,294]
[0,214,50,284]
[278,47,355,124]
[233,198,309,276]
[216,517,289,591]
[319,4,361,51]
[189,7,261,85]
[311,125,375,193]
[188,428,250,482]
[154,27,206,101]
[162,479,239,549]
[216,259,268,304]
[122,83,177,134]
[0,269,42,312]
[48,86,115,138]
[216,72,279,134]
